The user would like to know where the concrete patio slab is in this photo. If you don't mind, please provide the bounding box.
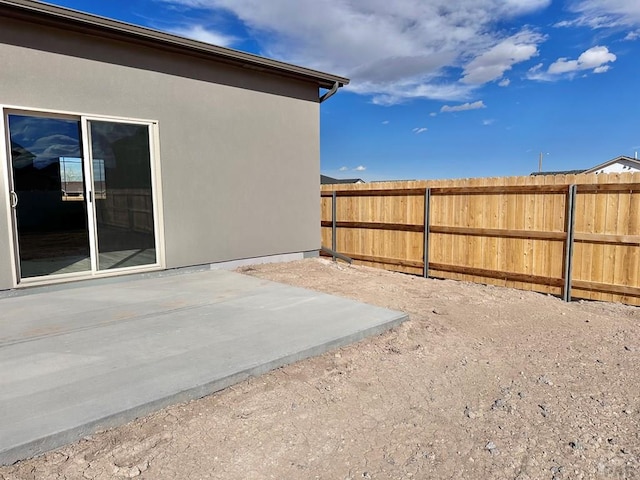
[0,268,407,465]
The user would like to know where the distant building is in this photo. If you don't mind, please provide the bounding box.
[321,175,365,185]
[583,156,640,174]
[531,155,640,176]
[531,169,587,176]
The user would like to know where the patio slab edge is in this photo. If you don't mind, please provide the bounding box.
[0,311,407,466]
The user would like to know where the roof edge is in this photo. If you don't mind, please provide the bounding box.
[582,155,640,174]
[0,0,350,89]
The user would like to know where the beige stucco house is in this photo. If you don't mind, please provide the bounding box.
[0,0,348,290]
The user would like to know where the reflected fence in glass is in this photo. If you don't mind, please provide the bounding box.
[88,120,157,271]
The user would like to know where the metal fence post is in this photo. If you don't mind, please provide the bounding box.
[423,188,431,278]
[331,191,337,261]
[562,184,577,302]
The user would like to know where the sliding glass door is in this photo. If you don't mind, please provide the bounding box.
[7,114,91,278]
[6,111,160,283]
[87,120,157,271]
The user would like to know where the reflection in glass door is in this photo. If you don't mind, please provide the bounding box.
[7,114,91,278]
[6,112,159,282]
[88,120,157,270]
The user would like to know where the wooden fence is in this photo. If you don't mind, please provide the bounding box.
[321,173,640,306]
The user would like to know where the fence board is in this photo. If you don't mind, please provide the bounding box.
[429,226,566,240]
[429,263,564,288]
[626,182,640,304]
[574,186,596,300]
[507,176,522,290]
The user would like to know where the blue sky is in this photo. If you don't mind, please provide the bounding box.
[43,0,640,181]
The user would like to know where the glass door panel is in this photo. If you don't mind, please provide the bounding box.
[88,120,157,270]
[7,114,91,278]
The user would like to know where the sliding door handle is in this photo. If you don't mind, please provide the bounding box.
[10,191,18,208]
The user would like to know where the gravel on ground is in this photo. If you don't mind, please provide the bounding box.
[1,258,639,480]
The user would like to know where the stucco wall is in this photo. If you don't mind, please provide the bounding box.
[0,17,321,289]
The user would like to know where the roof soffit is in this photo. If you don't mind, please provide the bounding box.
[0,0,349,89]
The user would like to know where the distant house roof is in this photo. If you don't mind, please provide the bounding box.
[531,169,586,176]
[321,175,365,185]
[582,156,640,174]
[0,0,349,90]
[531,155,640,176]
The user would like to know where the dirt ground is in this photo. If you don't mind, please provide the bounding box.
[1,258,639,480]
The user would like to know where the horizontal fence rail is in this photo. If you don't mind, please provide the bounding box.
[320,172,640,306]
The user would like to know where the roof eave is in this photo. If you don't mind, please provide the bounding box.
[582,156,640,174]
[0,0,350,90]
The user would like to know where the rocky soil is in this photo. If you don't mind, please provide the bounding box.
[1,258,639,479]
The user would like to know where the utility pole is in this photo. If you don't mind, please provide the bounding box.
[538,152,543,172]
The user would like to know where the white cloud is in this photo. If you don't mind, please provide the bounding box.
[547,45,616,74]
[440,100,486,113]
[625,30,640,40]
[554,15,614,28]
[429,112,437,117]
[482,119,495,125]
[461,31,544,85]
[338,166,349,171]
[382,120,390,125]
[565,0,640,29]
[168,24,237,47]
[161,0,551,103]
[498,78,511,87]
[526,62,549,80]
[412,127,428,134]
[354,165,366,172]
[367,82,475,106]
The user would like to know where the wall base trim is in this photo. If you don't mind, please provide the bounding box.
[0,251,319,298]
[208,250,318,270]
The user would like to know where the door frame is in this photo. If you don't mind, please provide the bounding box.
[1,105,166,288]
